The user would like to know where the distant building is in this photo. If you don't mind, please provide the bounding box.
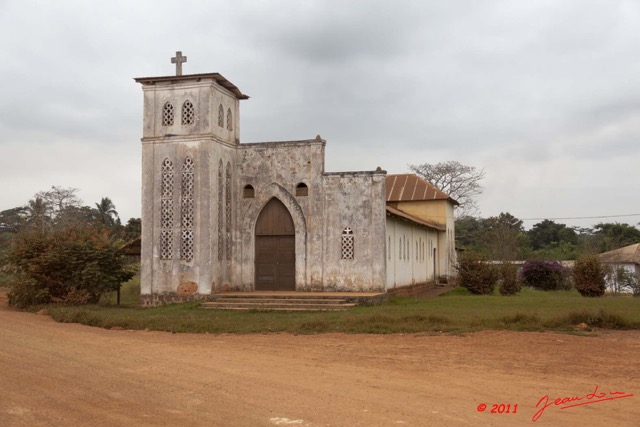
[598,243,640,292]
[134,56,456,305]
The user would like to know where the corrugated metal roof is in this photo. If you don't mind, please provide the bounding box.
[386,206,446,231]
[133,73,249,100]
[385,174,457,204]
[599,243,640,265]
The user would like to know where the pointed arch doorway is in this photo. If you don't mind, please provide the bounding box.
[255,198,296,291]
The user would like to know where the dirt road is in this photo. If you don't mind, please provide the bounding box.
[1,299,638,426]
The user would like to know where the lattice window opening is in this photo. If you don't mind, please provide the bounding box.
[180,230,194,262]
[181,100,195,125]
[218,104,224,127]
[225,164,232,260]
[160,199,174,229]
[160,230,173,260]
[161,159,174,198]
[341,228,354,260]
[162,102,174,126]
[217,162,224,261]
[226,108,233,130]
[180,198,194,229]
[181,158,195,197]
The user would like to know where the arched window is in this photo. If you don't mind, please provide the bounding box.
[295,182,308,196]
[162,102,174,126]
[160,158,174,259]
[182,100,194,125]
[225,162,232,260]
[180,157,194,261]
[226,108,233,131]
[218,104,224,127]
[217,161,224,260]
[341,227,354,259]
[243,184,254,198]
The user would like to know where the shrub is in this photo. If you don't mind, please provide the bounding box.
[456,252,498,295]
[573,255,606,297]
[521,260,569,291]
[499,263,521,296]
[6,225,135,308]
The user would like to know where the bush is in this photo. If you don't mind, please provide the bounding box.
[573,255,606,297]
[499,263,522,296]
[521,260,569,291]
[6,225,135,308]
[457,252,499,295]
[7,274,50,308]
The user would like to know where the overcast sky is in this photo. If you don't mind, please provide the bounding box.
[1,0,639,229]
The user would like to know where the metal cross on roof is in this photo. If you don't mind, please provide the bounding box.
[171,51,187,76]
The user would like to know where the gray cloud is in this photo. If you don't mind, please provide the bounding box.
[1,0,639,227]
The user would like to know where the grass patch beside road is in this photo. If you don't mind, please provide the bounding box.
[45,286,640,334]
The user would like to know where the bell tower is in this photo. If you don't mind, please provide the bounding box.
[135,52,249,303]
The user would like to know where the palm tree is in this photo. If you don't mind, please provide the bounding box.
[27,197,49,232]
[95,197,119,228]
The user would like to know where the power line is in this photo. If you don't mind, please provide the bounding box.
[519,213,640,222]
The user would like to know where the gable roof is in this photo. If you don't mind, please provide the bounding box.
[386,206,446,231]
[386,174,458,205]
[599,243,640,265]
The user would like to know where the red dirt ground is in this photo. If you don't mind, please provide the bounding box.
[1,292,638,426]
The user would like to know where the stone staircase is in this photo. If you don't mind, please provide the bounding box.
[201,292,383,311]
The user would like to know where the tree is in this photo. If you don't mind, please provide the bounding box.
[408,161,485,216]
[605,266,638,295]
[482,212,528,260]
[6,223,135,308]
[95,197,120,228]
[35,186,82,223]
[528,220,577,250]
[527,220,578,260]
[592,223,640,252]
[26,197,49,231]
[123,218,141,241]
[0,206,29,233]
[454,215,485,252]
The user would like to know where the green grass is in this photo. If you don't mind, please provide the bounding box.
[100,273,141,306]
[43,285,640,335]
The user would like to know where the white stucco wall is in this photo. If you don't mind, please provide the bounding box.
[385,217,439,289]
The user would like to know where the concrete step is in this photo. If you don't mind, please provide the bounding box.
[201,294,357,311]
[210,298,350,305]
[202,305,353,312]
[201,301,357,311]
[200,292,385,311]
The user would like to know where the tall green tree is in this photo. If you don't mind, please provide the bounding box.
[482,212,528,260]
[455,215,485,251]
[26,197,49,231]
[95,197,120,228]
[528,220,577,250]
[592,222,640,252]
[123,218,141,241]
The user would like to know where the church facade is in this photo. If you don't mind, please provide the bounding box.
[135,63,455,305]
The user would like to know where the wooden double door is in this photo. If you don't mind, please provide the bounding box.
[255,199,295,291]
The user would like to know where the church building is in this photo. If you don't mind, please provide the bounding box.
[135,53,456,305]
